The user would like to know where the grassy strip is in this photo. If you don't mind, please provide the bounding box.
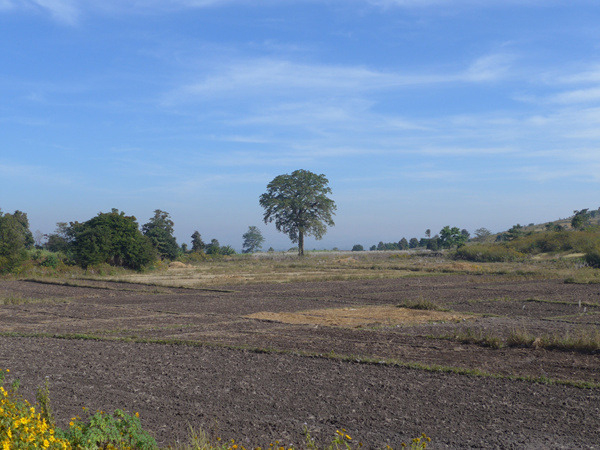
[465,296,599,308]
[0,294,71,305]
[0,331,598,389]
[443,327,600,355]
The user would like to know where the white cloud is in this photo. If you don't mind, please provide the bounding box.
[464,54,513,82]
[28,0,79,24]
[550,87,600,104]
[168,54,512,104]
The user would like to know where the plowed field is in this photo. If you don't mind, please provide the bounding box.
[0,275,599,448]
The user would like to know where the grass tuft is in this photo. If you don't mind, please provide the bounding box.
[397,298,446,311]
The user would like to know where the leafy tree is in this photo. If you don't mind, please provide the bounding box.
[398,237,409,250]
[205,239,220,255]
[369,245,376,251]
[70,209,156,269]
[439,226,467,249]
[191,231,206,252]
[0,210,29,273]
[425,229,431,238]
[571,209,591,230]
[259,169,336,256]
[473,227,492,242]
[242,226,265,253]
[461,229,470,240]
[142,210,179,260]
[267,247,275,252]
[11,210,34,249]
[45,222,73,253]
[351,244,364,251]
[409,238,419,249]
[181,243,188,253]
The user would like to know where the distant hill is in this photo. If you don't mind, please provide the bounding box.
[482,208,600,242]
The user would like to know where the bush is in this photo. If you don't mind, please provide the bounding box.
[351,244,364,251]
[585,249,600,268]
[454,244,525,262]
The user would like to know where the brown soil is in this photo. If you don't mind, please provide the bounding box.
[0,275,599,448]
[247,306,471,328]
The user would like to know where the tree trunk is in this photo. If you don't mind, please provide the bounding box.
[298,231,304,256]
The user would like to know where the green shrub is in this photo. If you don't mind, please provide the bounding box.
[59,409,157,450]
[585,249,600,268]
[453,244,525,262]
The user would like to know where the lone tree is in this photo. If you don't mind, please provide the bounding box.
[259,169,336,256]
[242,226,265,253]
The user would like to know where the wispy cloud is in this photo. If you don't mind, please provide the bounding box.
[168,54,512,104]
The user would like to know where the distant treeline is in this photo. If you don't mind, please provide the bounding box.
[0,208,238,273]
[353,226,471,252]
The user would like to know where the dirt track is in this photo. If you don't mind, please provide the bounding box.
[1,275,599,448]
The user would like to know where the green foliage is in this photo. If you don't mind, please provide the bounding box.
[351,244,364,251]
[376,241,400,251]
[178,251,209,264]
[398,237,409,250]
[36,377,55,428]
[11,210,34,249]
[0,210,29,273]
[142,210,179,260]
[242,226,265,253]
[70,209,156,270]
[585,248,600,268]
[45,222,73,254]
[191,231,206,252]
[571,209,591,230]
[409,238,419,249]
[507,230,600,254]
[205,239,220,255]
[453,244,526,262]
[219,245,236,256]
[260,169,336,256]
[505,224,524,241]
[473,227,492,242]
[439,226,467,249]
[59,409,158,450]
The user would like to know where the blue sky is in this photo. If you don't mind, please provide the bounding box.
[1,0,600,251]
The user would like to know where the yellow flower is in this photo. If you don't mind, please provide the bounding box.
[135,412,139,418]
[43,439,50,448]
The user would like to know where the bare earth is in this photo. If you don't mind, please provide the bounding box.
[0,275,599,448]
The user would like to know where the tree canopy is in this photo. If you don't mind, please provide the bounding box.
[191,231,205,252]
[142,210,179,260]
[0,210,31,273]
[242,226,265,253]
[259,169,336,256]
[70,209,156,270]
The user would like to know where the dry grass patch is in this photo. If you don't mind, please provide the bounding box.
[247,305,471,328]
